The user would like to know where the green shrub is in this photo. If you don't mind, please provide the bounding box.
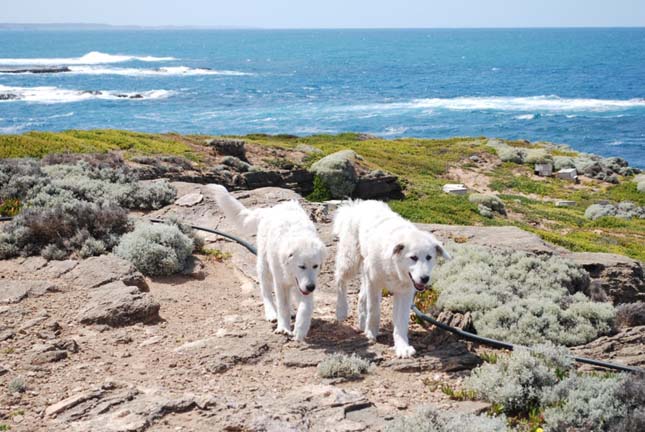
[615,302,645,328]
[0,158,44,200]
[0,201,130,260]
[469,194,506,217]
[464,343,573,415]
[7,377,26,394]
[306,175,333,202]
[0,198,21,217]
[39,162,176,210]
[487,139,529,164]
[542,374,625,431]
[553,156,576,171]
[524,148,552,164]
[612,373,645,432]
[317,353,371,379]
[114,222,195,276]
[384,405,507,432]
[432,244,615,346]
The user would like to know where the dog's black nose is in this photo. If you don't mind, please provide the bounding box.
[306,283,316,292]
[420,275,430,284]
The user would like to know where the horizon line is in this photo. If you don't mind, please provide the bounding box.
[1,22,645,30]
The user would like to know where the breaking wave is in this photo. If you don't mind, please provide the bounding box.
[0,85,174,104]
[0,51,176,66]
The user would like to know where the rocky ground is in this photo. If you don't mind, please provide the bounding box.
[1,184,643,431]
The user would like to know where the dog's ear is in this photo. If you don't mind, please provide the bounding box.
[435,243,452,260]
[393,243,405,256]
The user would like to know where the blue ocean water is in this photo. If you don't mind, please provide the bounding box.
[0,28,644,166]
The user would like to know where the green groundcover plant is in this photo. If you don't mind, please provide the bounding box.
[431,244,615,346]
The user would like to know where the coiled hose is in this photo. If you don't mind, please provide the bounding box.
[1,215,641,373]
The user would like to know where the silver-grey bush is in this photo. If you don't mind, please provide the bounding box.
[432,244,614,346]
[114,222,195,276]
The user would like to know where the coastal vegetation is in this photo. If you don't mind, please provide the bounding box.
[0,130,643,261]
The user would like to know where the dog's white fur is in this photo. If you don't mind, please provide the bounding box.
[333,200,450,358]
[208,185,326,341]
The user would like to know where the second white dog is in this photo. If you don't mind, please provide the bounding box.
[208,185,326,341]
[333,200,450,357]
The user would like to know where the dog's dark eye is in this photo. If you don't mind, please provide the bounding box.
[426,255,432,261]
[313,265,318,269]
[410,256,418,262]
[299,265,306,270]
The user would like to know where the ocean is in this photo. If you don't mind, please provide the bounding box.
[0,28,644,166]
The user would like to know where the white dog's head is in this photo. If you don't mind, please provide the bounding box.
[281,237,326,296]
[391,230,451,292]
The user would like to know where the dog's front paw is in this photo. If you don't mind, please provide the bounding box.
[365,329,378,342]
[274,327,293,337]
[395,344,416,358]
[293,330,307,342]
[264,310,278,322]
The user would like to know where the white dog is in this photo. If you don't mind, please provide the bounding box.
[208,185,326,341]
[333,200,450,358]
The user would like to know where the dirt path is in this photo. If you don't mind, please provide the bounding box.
[1,195,482,431]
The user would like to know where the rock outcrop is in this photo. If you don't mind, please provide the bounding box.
[565,252,645,304]
[77,282,160,326]
[310,149,360,198]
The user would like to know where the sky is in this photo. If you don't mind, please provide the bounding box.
[1,0,645,28]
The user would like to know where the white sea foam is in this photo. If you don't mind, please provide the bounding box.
[66,65,251,76]
[340,96,645,113]
[0,51,176,66]
[0,123,35,134]
[0,85,173,104]
[515,114,537,120]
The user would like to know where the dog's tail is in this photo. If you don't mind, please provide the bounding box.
[206,184,263,234]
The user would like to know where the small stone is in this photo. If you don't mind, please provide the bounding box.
[556,200,577,207]
[442,184,468,195]
[175,192,204,207]
[31,350,67,364]
[45,389,104,417]
[140,335,163,347]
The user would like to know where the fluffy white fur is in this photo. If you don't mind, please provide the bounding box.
[333,200,450,358]
[208,184,326,341]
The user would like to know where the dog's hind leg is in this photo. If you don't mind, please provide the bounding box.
[293,292,314,341]
[257,256,277,322]
[364,279,382,342]
[334,248,359,322]
[357,272,368,331]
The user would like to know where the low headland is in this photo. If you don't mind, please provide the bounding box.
[0,130,643,431]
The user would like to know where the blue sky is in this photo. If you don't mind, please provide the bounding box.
[2,0,644,28]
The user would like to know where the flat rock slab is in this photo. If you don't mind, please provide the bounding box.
[176,336,270,373]
[46,385,216,431]
[572,325,645,369]
[175,192,203,207]
[420,223,566,255]
[382,342,482,372]
[77,282,160,327]
[0,280,59,304]
[65,255,148,291]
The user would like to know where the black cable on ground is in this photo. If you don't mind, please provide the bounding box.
[1,215,641,373]
[148,218,257,255]
[411,305,643,374]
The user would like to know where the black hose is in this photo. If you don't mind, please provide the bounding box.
[148,218,257,255]
[411,305,643,374]
[2,215,641,373]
